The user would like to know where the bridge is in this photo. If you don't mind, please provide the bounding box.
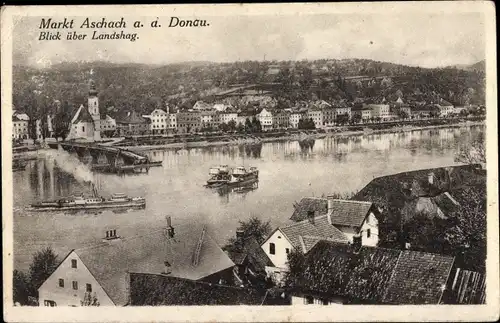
[47,141,152,171]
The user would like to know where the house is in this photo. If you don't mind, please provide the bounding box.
[38,218,235,306]
[306,107,323,129]
[201,111,221,129]
[436,99,454,117]
[352,165,485,236]
[273,110,290,129]
[100,115,117,135]
[149,109,168,134]
[116,111,149,136]
[192,101,212,111]
[290,197,379,245]
[256,108,274,131]
[288,240,456,305]
[219,109,238,124]
[364,104,389,121]
[225,231,274,287]
[176,111,201,133]
[12,112,30,140]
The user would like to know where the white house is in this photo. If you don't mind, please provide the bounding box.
[150,109,168,134]
[365,104,390,121]
[100,115,117,133]
[257,108,274,131]
[12,113,30,140]
[38,219,235,306]
[219,110,238,124]
[436,100,454,117]
[261,198,380,270]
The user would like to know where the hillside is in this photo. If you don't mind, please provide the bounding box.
[12,58,486,119]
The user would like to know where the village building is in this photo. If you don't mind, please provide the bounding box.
[288,240,457,305]
[149,109,169,134]
[34,114,55,141]
[100,115,117,135]
[260,197,379,283]
[225,231,274,287]
[272,110,290,129]
[200,110,221,129]
[12,112,30,140]
[436,99,454,117]
[307,107,323,129]
[116,111,150,136]
[256,108,274,131]
[289,109,307,129]
[176,111,201,134]
[192,101,212,111]
[219,109,238,124]
[38,219,235,306]
[167,113,177,132]
[364,104,390,121]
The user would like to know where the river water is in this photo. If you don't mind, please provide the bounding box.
[12,125,484,271]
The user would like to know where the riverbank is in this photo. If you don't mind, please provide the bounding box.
[123,119,484,151]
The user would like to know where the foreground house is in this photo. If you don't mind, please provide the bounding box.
[352,164,485,224]
[38,219,235,306]
[288,240,459,305]
[261,198,379,280]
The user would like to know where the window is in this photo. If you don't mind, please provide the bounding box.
[71,259,77,268]
[58,279,64,288]
[44,300,57,307]
[82,126,85,132]
[86,283,92,292]
[305,296,314,304]
[269,243,275,255]
[72,281,78,290]
[367,229,371,238]
[285,248,290,254]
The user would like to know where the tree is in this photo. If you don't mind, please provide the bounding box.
[283,248,306,289]
[398,110,409,120]
[13,270,35,305]
[218,122,229,132]
[244,118,253,132]
[223,216,272,252]
[236,123,245,133]
[251,117,262,133]
[29,247,59,290]
[336,114,349,125]
[455,133,485,165]
[81,292,100,306]
[227,120,237,132]
[352,113,361,124]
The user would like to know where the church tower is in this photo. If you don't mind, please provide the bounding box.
[88,79,101,141]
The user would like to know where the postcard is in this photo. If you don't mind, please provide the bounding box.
[2,2,498,322]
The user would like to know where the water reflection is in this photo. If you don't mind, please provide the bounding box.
[13,125,484,271]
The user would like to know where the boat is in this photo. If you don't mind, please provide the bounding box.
[29,184,146,212]
[205,165,259,187]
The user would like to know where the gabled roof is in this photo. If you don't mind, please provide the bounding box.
[227,251,247,265]
[280,215,349,249]
[70,224,234,305]
[290,240,455,304]
[71,105,94,124]
[290,197,328,222]
[383,250,455,304]
[129,273,268,305]
[328,200,374,228]
[118,111,147,124]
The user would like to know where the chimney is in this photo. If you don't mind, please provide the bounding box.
[165,216,175,239]
[327,196,334,213]
[352,235,362,253]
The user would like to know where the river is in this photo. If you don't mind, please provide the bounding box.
[12,125,484,271]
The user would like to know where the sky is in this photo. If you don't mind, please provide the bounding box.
[13,12,486,68]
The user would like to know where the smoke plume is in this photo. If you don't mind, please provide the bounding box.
[41,147,95,183]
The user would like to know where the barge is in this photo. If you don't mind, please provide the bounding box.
[205,165,259,188]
